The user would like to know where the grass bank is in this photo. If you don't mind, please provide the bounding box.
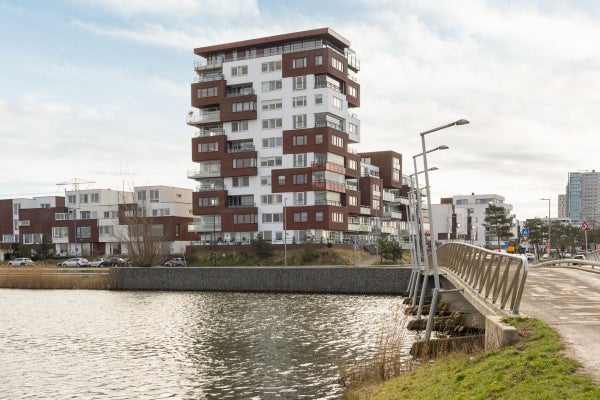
[344,317,599,399]
[0,265,109,289]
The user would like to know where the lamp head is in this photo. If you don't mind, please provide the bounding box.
[437,145,450,150]
[455,119,470,125]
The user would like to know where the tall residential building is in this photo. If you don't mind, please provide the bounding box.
[566,170,600,226]
[187,28,404,246]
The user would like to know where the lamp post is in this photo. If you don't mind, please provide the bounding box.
[413,146,447,318]
[284,197,287,267]
[212,198,217,266]
[420,119,469,341]
[540,198,551,255]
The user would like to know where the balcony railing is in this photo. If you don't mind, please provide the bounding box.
[227,144,255,153]
[194,73,224,83]
[314,120,344,132]
[227,203,257,209]
[314,81,341,92]
[188,222,222,232]
[196,128,225,137]
[196,184,226,192]
[314,200,342,207]
[310,161,345,174]
[187,111,221,125]
[187,169,221,179]
[194,60,223,71]
[345,182,359,191]
[311,179,346,192]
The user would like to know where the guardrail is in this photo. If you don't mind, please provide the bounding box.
[436,242,528,314]
[534,258,600,272]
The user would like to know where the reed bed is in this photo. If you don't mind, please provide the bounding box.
[0,266,110,289]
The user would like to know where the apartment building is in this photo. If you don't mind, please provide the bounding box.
[0,186,194,259]
[566,170,600,226]
[187,28,405,246]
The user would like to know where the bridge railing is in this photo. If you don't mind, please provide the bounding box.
[436,242,528,315]
[535,258,600,271]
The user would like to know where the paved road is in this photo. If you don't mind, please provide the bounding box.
[519,266,600,384]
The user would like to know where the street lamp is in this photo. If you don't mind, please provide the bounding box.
[212,198,217,266]
[284,197,287,267]
[413,146,448,318]
[540,198,551,255]
[420,119,470,340]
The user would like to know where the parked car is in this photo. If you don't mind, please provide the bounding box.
[164,257,187,267]
[59,258,90,268]
[89,258,106,267]
[573,254,586,260]
[8,257,35,267]
[525,253,535,261]
[100,257,126,267]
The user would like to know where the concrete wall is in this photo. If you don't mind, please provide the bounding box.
[108,266,411,294]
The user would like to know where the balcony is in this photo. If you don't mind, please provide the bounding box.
[194,59,223,71]
[227,202,257,209]
[227,144,255,153]
[196,184,226,192]
[311,161,345,174]
[314,200,342,207]
[187,110,221,125]
[226,88,255,97]
[188,222,222,232]
[187,169,221,179]
[314,81,342,92]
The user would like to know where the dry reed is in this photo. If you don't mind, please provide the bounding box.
[0,267,110,289]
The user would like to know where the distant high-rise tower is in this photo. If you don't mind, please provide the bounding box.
[566,170,600,226]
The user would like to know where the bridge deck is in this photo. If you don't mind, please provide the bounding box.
[519,267,600,384]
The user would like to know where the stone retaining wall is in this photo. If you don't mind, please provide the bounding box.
[108,266,411,294]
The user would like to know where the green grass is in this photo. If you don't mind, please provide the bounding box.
[345,318,599,399]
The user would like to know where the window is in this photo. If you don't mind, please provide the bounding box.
[103,211,117,218]
[67,195,76,204]
[292,96,307,108]
[76,226,91,239]
[234,214,257,224]
[52,227,68,239]
[137,191,146,201]
[292,57,307,68]
[277,176,286,185]
[260,156,282,167]
[23,233,43,244]
[349,195,358,206]
[348,159,357,170]
[231,65,248,76]
[261,194,282,205]
[332,212,344,223]
[348,123,358,135]
[332,96,343,109]
[233,158,256,168]
[99,226,114,236]
[80,194,89,204]
[293,135,307,146]
[232,101,255,112]
[331,57,344,72]
[315,55,323,66]
[262,213,283,223]
[332,135,344,147]
[293,174,307,184]
[150,190,159,203]
[294,192,306,205]
[261,99,282,111]
[348,85,358,98]
[262,118,282,129]
[91,193,99,203]
[200,197,219,206]
[262,137,282,148]
[315,212,324,222]
[261,60,281,73]
[55,213,68,220]
[293,114,306,129]
[261,80,282,92]
[198,87,218,98]
[232,176,250,187]
[293,76,306,90]
[293,212,308,222]
[293,153,307,167]
[199,142,219,152]
[315,134,323,144]
[315,94,323,105]
[80,211,91,219]
[232,121,248,132]
[261,176,272,186]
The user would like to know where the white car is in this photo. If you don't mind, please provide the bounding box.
[8,257,35,266]
[88,258,106,267]
[59,258,90,268]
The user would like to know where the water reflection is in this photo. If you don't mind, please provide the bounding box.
[0,290,413,399]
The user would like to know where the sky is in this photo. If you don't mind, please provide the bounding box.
[1,0,599,220]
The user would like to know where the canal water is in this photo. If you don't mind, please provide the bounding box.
[0,289,415,399]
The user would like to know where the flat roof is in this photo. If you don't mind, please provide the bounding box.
[194,27,351,57]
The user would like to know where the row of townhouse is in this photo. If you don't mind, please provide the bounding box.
[0,186,195,260]
[186,28,410,247]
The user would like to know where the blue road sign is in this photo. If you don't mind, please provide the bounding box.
[521,228,529,236]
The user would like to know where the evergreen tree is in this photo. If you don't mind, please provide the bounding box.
[484,204,514,250]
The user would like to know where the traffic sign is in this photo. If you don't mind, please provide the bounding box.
[521,228,529,236]
[522,236,529,242]
[580,221,591,231]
